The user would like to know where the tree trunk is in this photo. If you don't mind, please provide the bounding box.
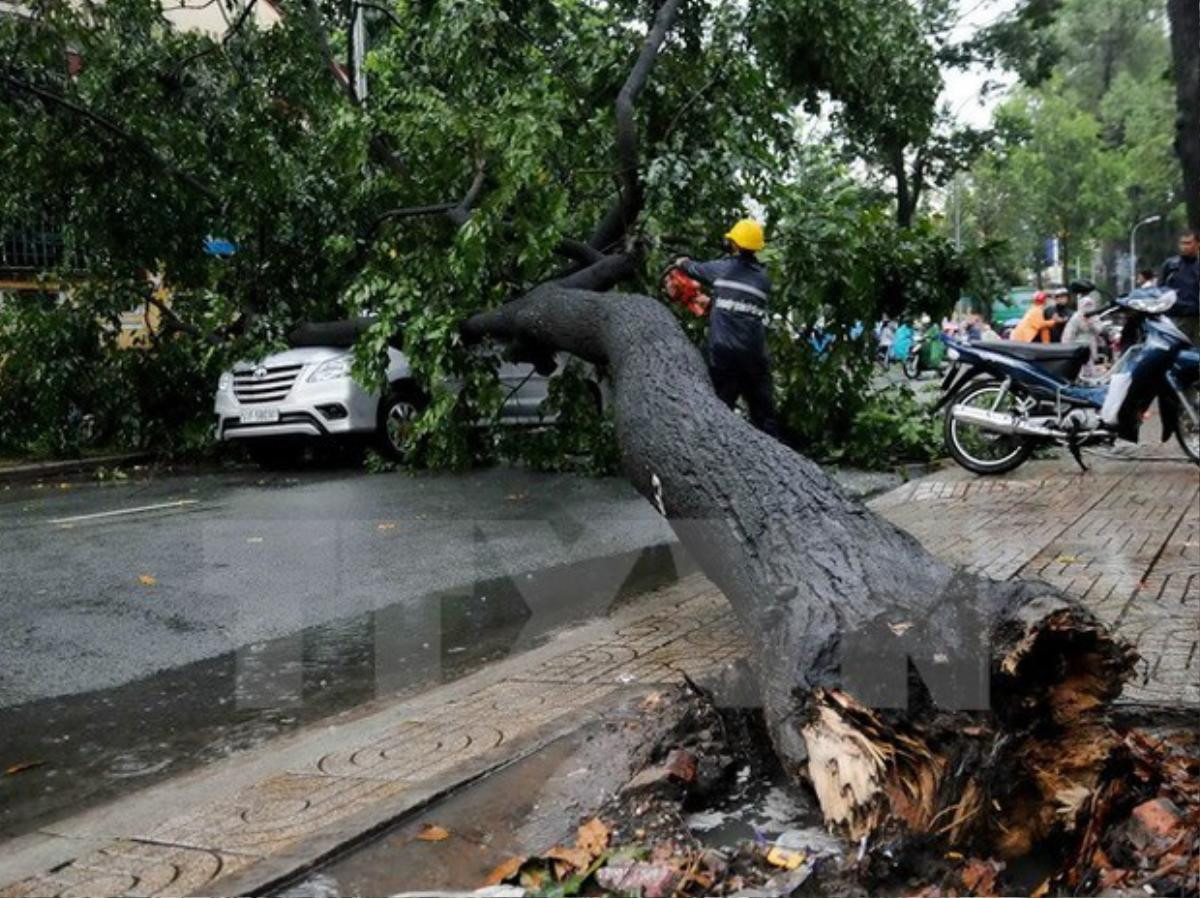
[1060,232,1070,288]
[464,285,1134,857]
[893,145,915,228]
[1167,0,1200,230]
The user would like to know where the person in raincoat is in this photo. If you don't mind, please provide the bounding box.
[1011,291,1054,343]
[1062,295,1103,378]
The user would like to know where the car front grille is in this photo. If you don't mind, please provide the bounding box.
[233,364,304,404]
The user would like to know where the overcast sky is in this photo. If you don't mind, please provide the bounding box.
[940,0,1022,127]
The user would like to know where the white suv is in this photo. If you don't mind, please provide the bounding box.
[214,319,590,463]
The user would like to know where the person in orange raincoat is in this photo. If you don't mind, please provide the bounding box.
[1011,291,1054,342]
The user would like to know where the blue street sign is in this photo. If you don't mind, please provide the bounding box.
[204,237,237,257]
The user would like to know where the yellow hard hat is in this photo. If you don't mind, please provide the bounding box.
[725,218,765,252]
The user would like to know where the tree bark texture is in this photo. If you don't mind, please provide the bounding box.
[1167,0,1200,230]
[463,285,1134,858]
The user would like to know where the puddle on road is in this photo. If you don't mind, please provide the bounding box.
[0,543,693,841]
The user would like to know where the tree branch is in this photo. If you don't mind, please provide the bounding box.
[446,158,488,227]
[165,0,259,81]
[301,0,357,105]
[587,0,686,251]
[556,238,607,266]
[351,160,488,274]
[554,253,636,291]
[0,71,219,203]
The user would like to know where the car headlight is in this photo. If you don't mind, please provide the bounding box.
[307,355,353,383]
[217,372,233,392]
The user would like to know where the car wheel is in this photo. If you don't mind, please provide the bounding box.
[377,384,427,461]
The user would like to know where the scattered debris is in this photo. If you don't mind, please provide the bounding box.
[764,845,805,871]
[960,857,1004,896]
[137,574,157,586]
[477,686,1198,897]
[4,760,47,776]
[595,861,677,897]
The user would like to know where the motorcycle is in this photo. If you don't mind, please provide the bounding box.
[903,324,946,380]
[934,283,1200,474]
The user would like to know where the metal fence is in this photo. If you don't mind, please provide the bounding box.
[0,217,85,274]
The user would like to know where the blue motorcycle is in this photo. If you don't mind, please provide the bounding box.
[934,283,1199,474]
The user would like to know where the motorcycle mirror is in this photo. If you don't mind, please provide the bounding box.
[1068,279,1096,294]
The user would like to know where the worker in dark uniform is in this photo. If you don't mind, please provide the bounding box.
[676,219,779,437]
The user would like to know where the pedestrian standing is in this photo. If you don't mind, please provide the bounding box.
[1049,288,1072,342]
[1062,295,1102,377]
[1160,229,1199,342]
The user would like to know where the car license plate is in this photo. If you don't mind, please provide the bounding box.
[241,407,280,424]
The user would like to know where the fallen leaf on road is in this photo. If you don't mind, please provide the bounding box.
[483,856,525,885]
[1056,555,1080,564]
[518,862,549,891]
[5,760,46,776]
[376,522,396,531]
[415,823,450,842]
[545,845,592,872]
[575,817,610,858]
[138,574,157,586]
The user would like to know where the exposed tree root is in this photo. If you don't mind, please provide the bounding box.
[497,685,1197,897]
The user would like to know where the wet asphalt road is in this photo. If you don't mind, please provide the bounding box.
[0,465,674,706]
[0,464,679,837]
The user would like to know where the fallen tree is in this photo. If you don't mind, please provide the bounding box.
[462,280,1134,860]
[445,0,1136,861]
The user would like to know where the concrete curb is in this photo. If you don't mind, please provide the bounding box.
[0,453,153,483]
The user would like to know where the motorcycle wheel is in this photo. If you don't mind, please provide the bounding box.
[943,380,1035,475]
[1174,382,1200,464]
[902,352,921,380]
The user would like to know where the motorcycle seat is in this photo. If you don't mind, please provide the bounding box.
[978,340,1091,380]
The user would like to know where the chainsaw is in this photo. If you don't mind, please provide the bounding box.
[660,266,710,317]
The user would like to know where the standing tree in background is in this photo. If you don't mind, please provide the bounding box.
[754,0,993,228]
[1001,90,1118,285]
[953,0,1183,289]
[1166,0,1200,229]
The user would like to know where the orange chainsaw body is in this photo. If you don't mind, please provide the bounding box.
[663,267,710,316]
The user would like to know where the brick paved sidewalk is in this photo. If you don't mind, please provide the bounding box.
[871,451,1198,707]
[1,451,1195,897]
